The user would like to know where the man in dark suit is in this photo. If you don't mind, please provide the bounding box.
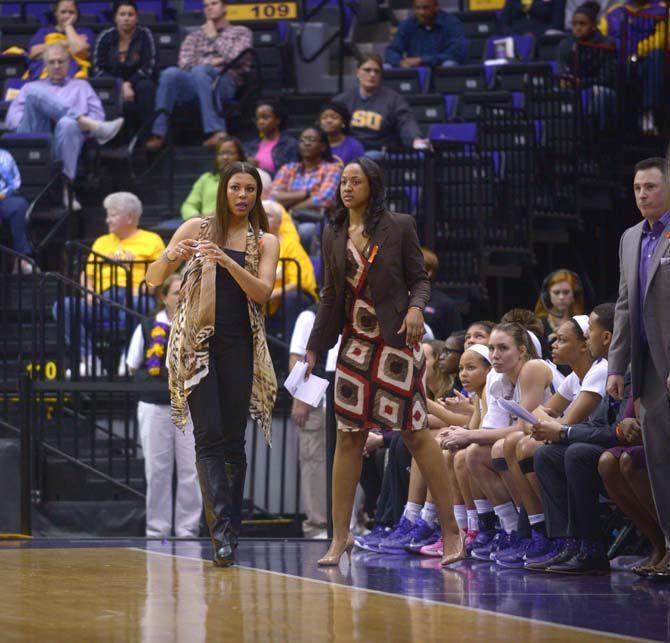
[607,156,670,576]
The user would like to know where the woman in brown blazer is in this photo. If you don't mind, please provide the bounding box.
[305,156,461,566]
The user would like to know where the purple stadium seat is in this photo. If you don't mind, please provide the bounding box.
[0,4,22,17]
[429,122,477,144]
[24,2,51,23]
[136,0,164,20]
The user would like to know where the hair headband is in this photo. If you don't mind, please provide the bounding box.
[465,343,491,364]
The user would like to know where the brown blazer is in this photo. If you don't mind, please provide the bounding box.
[306,210,431,352]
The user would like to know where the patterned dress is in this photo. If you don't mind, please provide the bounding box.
[334,239,428,432]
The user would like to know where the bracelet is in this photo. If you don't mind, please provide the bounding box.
[162,249,178,263]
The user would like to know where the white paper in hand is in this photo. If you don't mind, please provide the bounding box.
[284,361,329,408]
[497,398,539,426]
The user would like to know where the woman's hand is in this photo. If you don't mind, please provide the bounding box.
[398,307,424,347]
[122,81,135,102]
[441,427,471,450]
[198,240,233,269]
[440,390,474,415]
[167,239,198,262]
[363,432,384,457]
[618,418,642,444]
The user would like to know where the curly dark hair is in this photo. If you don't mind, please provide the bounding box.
[256,98,289,130]
[300,126,334,163]
[330,156,387,238]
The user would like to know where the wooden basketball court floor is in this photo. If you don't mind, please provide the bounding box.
[1,538,668,642]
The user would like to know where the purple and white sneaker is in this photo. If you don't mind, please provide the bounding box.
[376,516,415,554]
[354,525,391,552]
[405,519,440,553]
[523,530,554,564]
[472,529,508,561]
[493,536,532,568]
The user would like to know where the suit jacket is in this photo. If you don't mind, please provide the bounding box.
[306,211,430,352]
[609,218,670,396]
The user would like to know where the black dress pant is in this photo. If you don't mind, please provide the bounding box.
[375,433,412,526]
[188,332,253,465]
[534,443,606,539]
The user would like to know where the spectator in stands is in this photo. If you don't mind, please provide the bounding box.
[245,99,299,176]
[181,135,246,219]
[54,192,165,372]
[534,269,585,346]
[93,0,158,135]
[269,126,342,250]
[5,43,124,210]
[27,0,94,80]
[600,0,666,134]
[333,54,427,152]
[0,148,31,274]
[499,0,567,36]
[263,200,318,339]
[126,274,202,538]
[421,247,462,340]
[319,101,365,166]
[145,0,252,151]
[384,0,466,69]
[559,2,616,80]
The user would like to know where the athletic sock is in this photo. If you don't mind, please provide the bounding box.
[453,504,468,531]
[528,513,547,536]
[494,501,518,534]
[466,509,479,532]
[420,502,438,527]
[403,501,422,524]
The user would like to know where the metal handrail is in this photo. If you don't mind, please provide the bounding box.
[295,0,351,91]
[24,169,68,255]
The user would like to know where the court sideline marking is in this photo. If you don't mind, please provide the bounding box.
[132,547,655,643]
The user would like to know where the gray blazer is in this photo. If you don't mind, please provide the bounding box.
[609,218,670,396]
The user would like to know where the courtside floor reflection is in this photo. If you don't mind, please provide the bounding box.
[1,538,667,641]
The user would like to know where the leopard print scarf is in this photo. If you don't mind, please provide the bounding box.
[166,218,277,444]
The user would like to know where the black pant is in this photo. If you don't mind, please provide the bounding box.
[375,433,412,526]
[125,77,157,134]
[534,442,606,539]
[187,332,253,464]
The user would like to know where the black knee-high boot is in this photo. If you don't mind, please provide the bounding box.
[196,458,236,567]
[226,460,247,539]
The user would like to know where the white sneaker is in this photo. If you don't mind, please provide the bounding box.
[93,117,124,146]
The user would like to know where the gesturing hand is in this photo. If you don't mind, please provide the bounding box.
[441,390,474,415]
[198,240,232,268]
[167,239,198,262]
[398,307,424,347]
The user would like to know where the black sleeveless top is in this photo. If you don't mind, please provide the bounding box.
[215,249,251,337]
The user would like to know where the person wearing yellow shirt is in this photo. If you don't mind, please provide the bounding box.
[264,200,318,339]
[54,192,165,374]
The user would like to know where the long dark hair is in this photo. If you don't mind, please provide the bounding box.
[212,134,246,174]
[331,156,386,238]
[212,162,268,246]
